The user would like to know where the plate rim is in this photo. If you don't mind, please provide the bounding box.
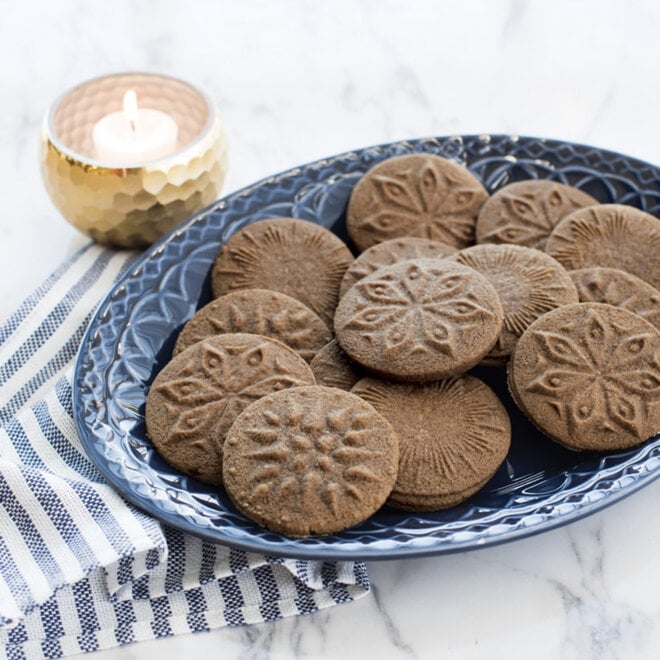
[73,133,660,560]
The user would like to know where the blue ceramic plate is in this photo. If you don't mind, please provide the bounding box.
[73,135,660,559]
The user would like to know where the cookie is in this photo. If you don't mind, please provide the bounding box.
[222,385,399,537]
[570,267,660,331]
[351,375,511,510]
[508,303,660,451]
[309,339,362,391]
[334,259,504,382]
[173,289,332,361]
[476,180,597,250]
[210,217,354,325]
[545,204,660,289]
[339,236,458,298]
[346,154,488,252]
[145,333,316,485]
[448,244,579,363]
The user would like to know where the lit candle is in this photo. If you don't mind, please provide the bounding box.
[92,90,179,166]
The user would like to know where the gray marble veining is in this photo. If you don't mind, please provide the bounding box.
[1,1,659,658]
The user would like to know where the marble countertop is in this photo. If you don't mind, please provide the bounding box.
[1,1,659,658]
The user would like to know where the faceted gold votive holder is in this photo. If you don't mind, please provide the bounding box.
[41,72,228,249]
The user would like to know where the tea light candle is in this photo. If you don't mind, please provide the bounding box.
[42,72,227,248]
[92,90,179,166]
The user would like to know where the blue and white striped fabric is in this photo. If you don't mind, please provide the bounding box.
[0,244,369,660]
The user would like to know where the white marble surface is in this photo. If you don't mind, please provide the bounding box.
[1,0,659,658]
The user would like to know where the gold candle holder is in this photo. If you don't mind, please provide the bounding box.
[41,72,228,249]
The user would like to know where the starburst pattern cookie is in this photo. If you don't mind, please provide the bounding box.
[347,154,488,251]
[509,303,660,451]
[334,259,503,381]
[570,267,660,331]
[210,217,354,325]
[339,236,457,298]
[476,180,597,250]
[174,289,332,361]
[145,334,315,485]
[545,204,660,288]
[351,375,511,510]
[448,244,578,363]
[222,386,399,536]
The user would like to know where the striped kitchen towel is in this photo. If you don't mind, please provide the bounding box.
[0,243,369,660]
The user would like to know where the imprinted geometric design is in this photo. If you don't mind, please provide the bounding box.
[74,135,660,560]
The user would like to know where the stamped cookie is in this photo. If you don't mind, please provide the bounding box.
[145,334,315,485]
[339,236,458,297]
[476,180,597,250]
[173,289,332,361]
[545,204,660,289]
[347,154,488,252]
[351,375,511,510]
[334,259,504,381]
[570,267,660,331]
[309,339,362,391]
[222,386,399,536]
[508,303,660,451]
[448,244,579,363]
[210,217,354,325]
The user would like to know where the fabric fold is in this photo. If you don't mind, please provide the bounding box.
[0,243,369,660]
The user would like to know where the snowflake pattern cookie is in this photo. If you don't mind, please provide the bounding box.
[347,154,488,251]
[334,259,504,381]
[475,180,597,250]
[145,334,315,485]
[339,236,457,298]
[570,267,660,331]
[509,303,660,451]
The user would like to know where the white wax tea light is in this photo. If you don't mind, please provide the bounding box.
[92,90,179,166]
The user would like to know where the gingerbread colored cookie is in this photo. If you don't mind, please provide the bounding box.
[334,259,504,382]
[222,385,399,537]
[570,267,660,331]
[339,236,458,298]
[545,204,660,289]
[210,217,354,325]
[448,244,579,363]
[351,375,511,511]
[309,339,362,391]
[346,154,488,252]
[508,303,660,451]
[145,334,315,485]
[476,180,597,250]
[173,289,332,361]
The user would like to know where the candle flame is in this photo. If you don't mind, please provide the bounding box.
[123,90,138,132]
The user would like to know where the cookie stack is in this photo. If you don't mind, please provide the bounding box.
[146,152,660,538]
